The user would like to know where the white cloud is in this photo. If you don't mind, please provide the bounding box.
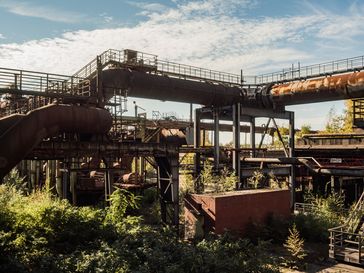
[0,1,87,23]
[127,1,169,14]
[0,33,4,39]
[99,13,113,24]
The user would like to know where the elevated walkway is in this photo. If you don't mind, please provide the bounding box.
[248,55,364,85]
[73,49,241,86]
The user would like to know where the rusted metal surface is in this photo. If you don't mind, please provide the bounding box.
[122,173,141,184]
[0,113,24,135]
[271,71,364,105]
[0,104,112,179]
[98,69,245,107]
[159,129,187,146]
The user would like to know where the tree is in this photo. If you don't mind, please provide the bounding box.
[296,124,311,137]
[284,223,306,269]
[324,102,353,133]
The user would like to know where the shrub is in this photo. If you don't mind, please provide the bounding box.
[0,184,280,273]
[294,193,345,242]
[283,224,306,269]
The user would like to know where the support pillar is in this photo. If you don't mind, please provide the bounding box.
[169,154,180,228]
[289,112,296,210]
[232,103,241,181]
[194,109,201,191]
[96,55,104,107]
[250,117,256,157]
[213,109,220,170]
[62,162,69,200]
[70,159,77,205]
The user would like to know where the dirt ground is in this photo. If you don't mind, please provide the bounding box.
[275,242,364,272]
[282,262,364,273]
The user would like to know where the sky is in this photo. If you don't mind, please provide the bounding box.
[0,0,363,140]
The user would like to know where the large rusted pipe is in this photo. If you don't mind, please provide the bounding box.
[270,71,364,106]
[0,114,24,135]
[0,104,112,180]
[97,68,364,108]
[98,69,245,107]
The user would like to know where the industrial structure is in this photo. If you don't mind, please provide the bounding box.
[1,49,364,264]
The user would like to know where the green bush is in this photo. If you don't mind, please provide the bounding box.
[294,193,345,242]
[0,184,279,273]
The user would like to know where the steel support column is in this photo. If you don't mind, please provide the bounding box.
[169,154,180,228]
[250,117,256,157]
[232,103,241,180]
[194,109,201,191]
[214,108,220,169]
[289,112,295,210]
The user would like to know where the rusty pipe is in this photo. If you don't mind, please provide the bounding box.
[96,69,246,107]
[0,113,25,135]
[270,71,364,106]
[0,104,112,180]
[98,69,364,108]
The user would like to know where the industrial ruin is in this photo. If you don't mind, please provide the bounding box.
[1,49,364,265]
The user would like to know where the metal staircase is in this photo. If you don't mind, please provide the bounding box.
[329,191,364,265]
[0,67,91,116]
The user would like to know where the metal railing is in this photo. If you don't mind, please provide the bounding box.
[329,225,364,264]
[294,202,316,214]
[329,191,364,265]
[247,55,364,85]
[346,191,364,233]
[0,67,90,96]
[73,49,241,85]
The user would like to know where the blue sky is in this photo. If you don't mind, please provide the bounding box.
[0,0,364,139]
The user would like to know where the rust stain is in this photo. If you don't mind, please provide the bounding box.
[271,71,364,97]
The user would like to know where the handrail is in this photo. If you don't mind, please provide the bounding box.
[0,67,89,95]
[252,55,364,85]
[345,191,364,232]
[73,48,241,85]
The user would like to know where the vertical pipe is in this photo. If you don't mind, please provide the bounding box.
[330,176,335,194]
[250,117,256,157]
[289,112,295,210]
[108,169,113,196]
[62,162,69,200]
[194,109,201,192]
[70,159,77,205]
[96,55,104,107]
[35,161,41,189]
[169,154,179,229]
[213,109,220,170]
[232,103,241,182]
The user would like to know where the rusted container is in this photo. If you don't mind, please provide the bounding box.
[185,189,290,236]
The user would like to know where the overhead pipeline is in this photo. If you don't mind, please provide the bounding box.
[270,71,364,106]
[96,68,364,108]
[98,69,246,107]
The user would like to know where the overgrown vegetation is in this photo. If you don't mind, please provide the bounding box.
[294,193,346,242]
[246,170,287,189]
[0,181,279,273]
[181,161,237,194]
